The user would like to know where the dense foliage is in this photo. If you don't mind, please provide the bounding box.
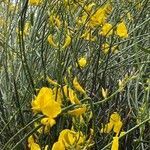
[0,0,149,149]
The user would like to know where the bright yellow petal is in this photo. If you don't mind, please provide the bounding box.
[44,145,48,150]
[28,135,35,144]
[110,112,121,123]
[63,85,69,97]
[100,23,113,37]
[58,129,84,148]
[101,87,108,98]
[68,107,86,116]
[68,88,80,104]
[111,137,119,150]
[78,57,87,68]
[47,34,58,48]
[100,122,114,133]
[52,141,65,150]
[41,100,61,118]
[29,0,42,6]
[31,99,41,113]
[32,87,61,118]
[30,142,41,150]
[113,121,123,135]
[41,117,56,127]
[116,21,128,38]
[31,87,53,112]
[73,77,86,94]
[62,34,71,49]
[59,129,70,141]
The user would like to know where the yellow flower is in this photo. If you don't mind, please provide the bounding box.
[100,23,113,37]
[116,21,128,38]
[28,136,41,150]
[62,34,71,49]
[41,97,61,118]
[28,136,35,144]
[111,137,119,150]
[44,145,48,150]
[100,112,123,135]
[101,87,108,98]
[58,129,84,148]
[110,112,123,135]
[31,87,53,112]
[113,121,123,135]
[47,34,58,48]
[68,88,80,104]
[52,141,65,150]
[100,122,114,133]
[110,112,121,123]
[31,87,62,129]
[28,142,41,150]
[29,0,42,6]
[89,3,112,28]
[78,57,87,68]
[68,106,86,117]
[73,77,86,94]
[89,8,106,27]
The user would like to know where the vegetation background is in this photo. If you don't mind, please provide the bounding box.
[0,0,149,149]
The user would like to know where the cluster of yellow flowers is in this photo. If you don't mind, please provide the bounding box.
[46,2,128,53]
[76,2,128,41]
[30,79,124,149]
[25,1,131,150]
[31,75,87,128]
[28,74,95,149]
